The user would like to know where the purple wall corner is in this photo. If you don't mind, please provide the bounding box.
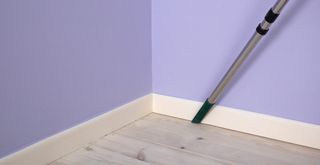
[0,0,152,158]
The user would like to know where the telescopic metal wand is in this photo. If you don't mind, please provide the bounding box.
[192,0,289,123]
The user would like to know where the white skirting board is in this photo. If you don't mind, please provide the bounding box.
[152,94,320,150]
[0,94,153,165]
[1,93,320,164]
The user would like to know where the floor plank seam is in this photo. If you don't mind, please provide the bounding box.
[88,142,152,165]
[115,132,234,165]
[100,112,153,139]
[48,147,85,165]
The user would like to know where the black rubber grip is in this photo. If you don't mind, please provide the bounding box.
[256,24,269,35]
[265,8,279,23]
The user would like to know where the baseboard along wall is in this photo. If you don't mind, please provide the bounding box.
[0,94,153,165]
[152,93,320,150]
[1,93,319,165]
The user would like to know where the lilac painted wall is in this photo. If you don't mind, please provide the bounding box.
[0,0,151,158]
[152,0,320,124]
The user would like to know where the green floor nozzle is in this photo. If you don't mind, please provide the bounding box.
[191,99,214,123]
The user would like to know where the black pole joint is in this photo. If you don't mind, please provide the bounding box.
[256,24,269,35]
[265,8,279,23]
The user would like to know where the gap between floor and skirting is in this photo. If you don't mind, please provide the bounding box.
[152,93,320,150]
[1,93,319,165]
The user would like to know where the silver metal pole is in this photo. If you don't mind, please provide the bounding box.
[208,0,288,104]
[208,32,263,103]
[192,0,289,123]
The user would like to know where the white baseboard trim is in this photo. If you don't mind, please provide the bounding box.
[0,94,152,165]
[152,93,320,149]
[1,93,319,165]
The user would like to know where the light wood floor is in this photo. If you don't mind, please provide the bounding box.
[50,113,320,165]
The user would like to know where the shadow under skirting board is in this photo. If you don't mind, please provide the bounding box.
[152,93,320,150]
[0,94,153,165]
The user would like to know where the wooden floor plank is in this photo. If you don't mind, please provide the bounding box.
[94,133,227,165]
[52,113,320,165]
[49,149,119,165]
[49,146,150,165]
[116,113,320,165]
[49,159,73,165]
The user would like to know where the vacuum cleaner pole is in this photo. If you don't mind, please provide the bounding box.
[192,0,289,123]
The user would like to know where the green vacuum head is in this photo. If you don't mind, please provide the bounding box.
[191,99,214,123]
